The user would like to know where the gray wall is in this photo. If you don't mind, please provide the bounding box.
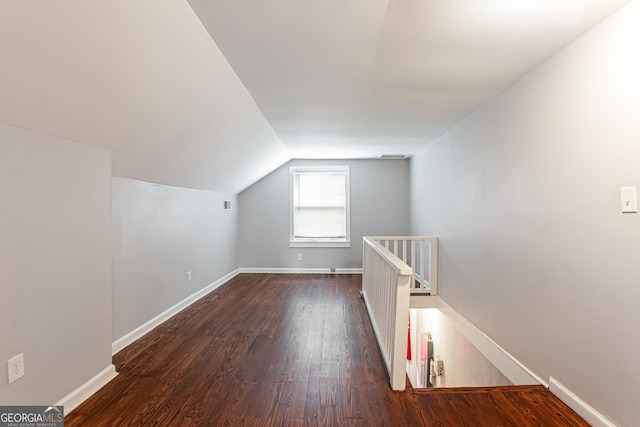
[112,177,238,341]
[239,159,410,269]
[410,3,640,426]
[0,124,112,404]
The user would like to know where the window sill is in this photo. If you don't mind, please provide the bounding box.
[289,239,351,248]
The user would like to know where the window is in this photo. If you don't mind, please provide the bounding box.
[289,166,350,247]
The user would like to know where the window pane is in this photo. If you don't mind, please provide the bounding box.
[296,172,345,208]
[293,171,346,238]
[294,207,346,238]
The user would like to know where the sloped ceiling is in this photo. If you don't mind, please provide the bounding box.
[0,0,289,194]
[0,0,629,193]
[189,0,628,159]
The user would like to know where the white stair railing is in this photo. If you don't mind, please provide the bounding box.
[370,236,438,295]
[362,236,412,391]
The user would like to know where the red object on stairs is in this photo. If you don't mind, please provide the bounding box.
[407,316,412,360]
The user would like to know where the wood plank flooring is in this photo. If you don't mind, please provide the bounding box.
[65,274,589,426]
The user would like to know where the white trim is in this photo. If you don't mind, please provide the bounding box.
[111,269,240,355]
[429,297,545,386]
[239,267,362,274]
[409,295,439,308]
[57,364,117,415]
[549,377,617,427]
[289,241,351,248]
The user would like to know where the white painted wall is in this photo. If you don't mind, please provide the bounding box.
[409,308,511,388]
[111,178,238,342]
[0,124,112,405]
[410,2,640,425]
[238,159,410,269]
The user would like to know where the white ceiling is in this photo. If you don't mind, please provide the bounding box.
[0,0,629,193]
[188,0,628,160]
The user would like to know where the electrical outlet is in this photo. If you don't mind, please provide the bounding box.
[187,271,192,282]
[297,253,303,261]
[8,353,24,384]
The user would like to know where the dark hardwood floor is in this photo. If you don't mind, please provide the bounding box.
[66,274,589,426]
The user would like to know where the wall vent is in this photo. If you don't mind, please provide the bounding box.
[223,200,232,210]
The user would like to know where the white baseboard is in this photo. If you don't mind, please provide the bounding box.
[549,377,616,427]
[112,269,240,355]
[57,364,117,415]
[239,267,363,274]
[431,297,544,387]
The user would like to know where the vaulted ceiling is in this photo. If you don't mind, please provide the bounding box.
[0,0,628,193]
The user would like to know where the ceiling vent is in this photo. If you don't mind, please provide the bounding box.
[379,154,410,160]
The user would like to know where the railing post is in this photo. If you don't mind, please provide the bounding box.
[391,273,411,390]
[411,240,416,290]
[429,237,438,295]
[420,239,426,290]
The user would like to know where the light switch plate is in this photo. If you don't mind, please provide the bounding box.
[621,186,638,213]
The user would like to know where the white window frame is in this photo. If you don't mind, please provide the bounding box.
[289,165,351,248]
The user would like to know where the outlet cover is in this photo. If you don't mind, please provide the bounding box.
[8,353,24,384]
